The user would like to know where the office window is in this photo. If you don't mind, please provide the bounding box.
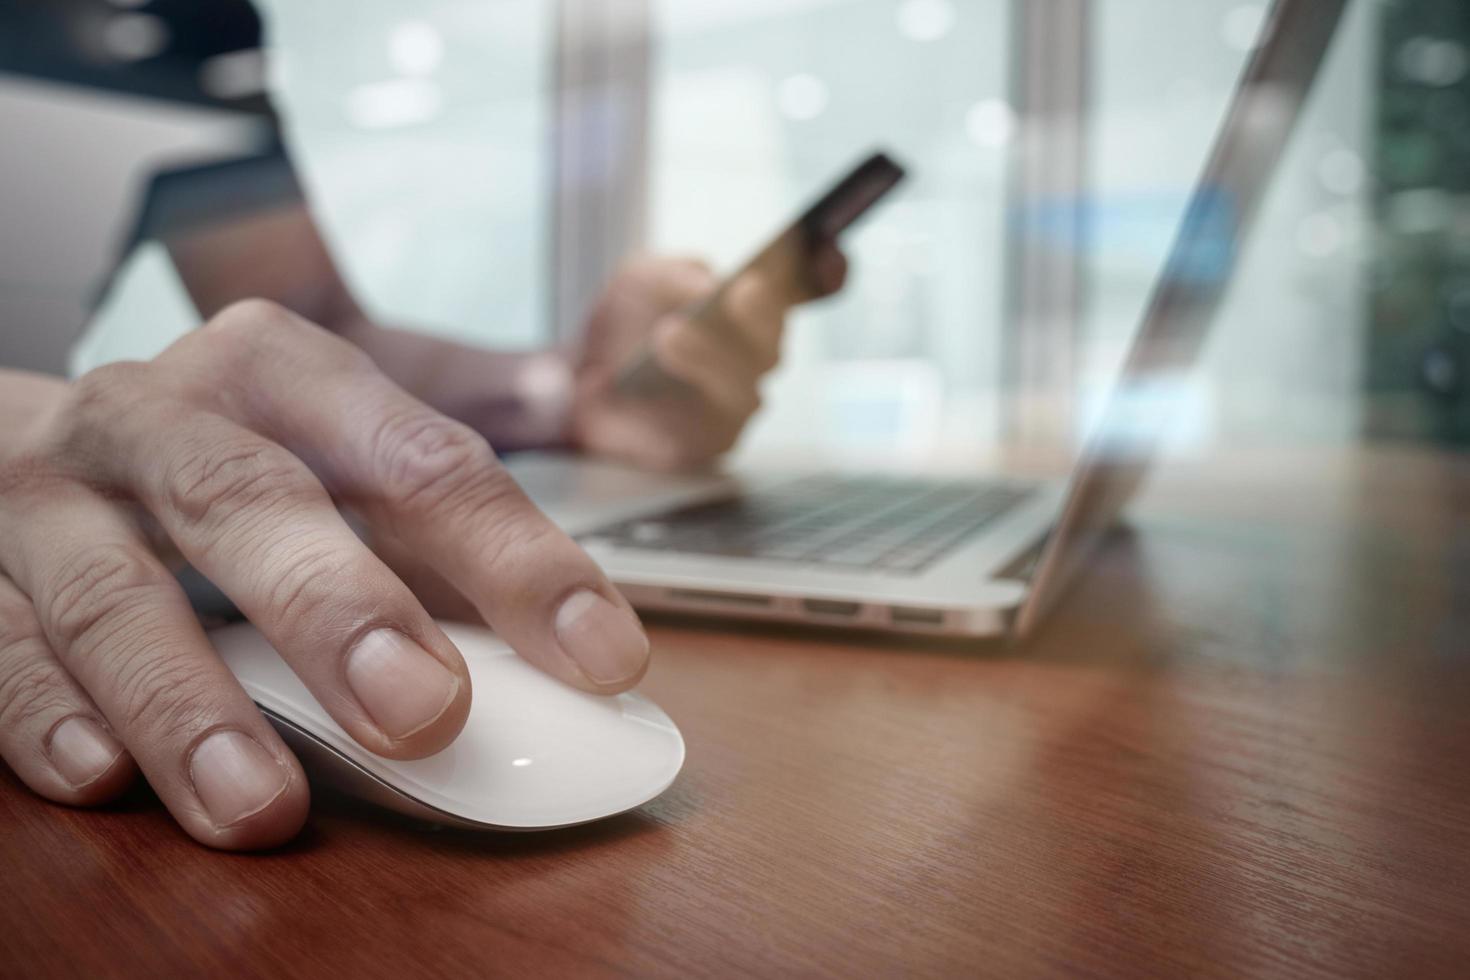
[76,0,1386,457]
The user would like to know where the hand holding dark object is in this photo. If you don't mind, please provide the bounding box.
[571,152,901,469]
[0,300,650,849]
[569,248,846,470]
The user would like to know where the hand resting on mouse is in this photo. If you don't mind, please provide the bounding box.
[0,301,650,850]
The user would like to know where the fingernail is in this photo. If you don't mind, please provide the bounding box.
[555,590,650,685]
[189,730,289,827]
[49,716,123,788]
[346,629,460,740]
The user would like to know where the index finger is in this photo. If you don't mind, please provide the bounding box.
[811,240,849,297]
[163,301,651,695]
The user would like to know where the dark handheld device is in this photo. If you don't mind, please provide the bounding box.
[616,150,907,396]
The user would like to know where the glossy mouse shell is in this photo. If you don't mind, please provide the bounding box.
[209,622,684,830]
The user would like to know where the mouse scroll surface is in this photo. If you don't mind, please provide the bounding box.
[209,622,684,830]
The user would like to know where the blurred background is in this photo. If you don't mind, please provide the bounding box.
[2,0,1467,460]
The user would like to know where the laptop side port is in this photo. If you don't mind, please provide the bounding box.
[666,588,772,608]
[802,598,862,617]
[888,605,945,627]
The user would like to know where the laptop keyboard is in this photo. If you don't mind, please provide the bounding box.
[580,475,1034,574]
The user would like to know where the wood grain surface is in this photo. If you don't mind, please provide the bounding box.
[3,446,1469,978]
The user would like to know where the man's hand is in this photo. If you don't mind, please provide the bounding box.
[569,250,846,469]
[0,300,649,850]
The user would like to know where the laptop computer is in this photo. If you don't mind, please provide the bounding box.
[507,0,1347,640]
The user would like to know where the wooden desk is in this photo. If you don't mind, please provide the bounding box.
[4,446,1470,977]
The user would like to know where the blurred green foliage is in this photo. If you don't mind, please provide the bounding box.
[1367,0,1470,443]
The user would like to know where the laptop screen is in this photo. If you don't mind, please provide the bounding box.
[1014,0,1350,638]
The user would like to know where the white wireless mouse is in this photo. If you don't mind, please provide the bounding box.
[209,621,685,831]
